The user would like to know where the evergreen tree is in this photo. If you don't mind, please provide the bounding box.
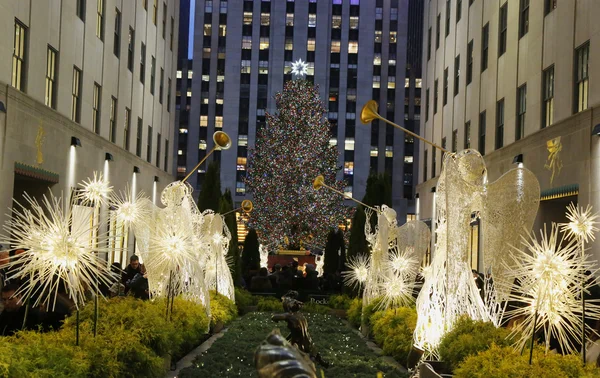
[242,228,260,274]
[219,189,242,286]
[336,228,346,271]
[198,161,222,212]
[323,229,340,275]
[245,80,348,249]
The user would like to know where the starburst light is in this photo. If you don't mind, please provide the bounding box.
[77,172,112,206]
[342,254,370,290]
[561,202,599,244]
[291,58,308,77]
[110,186,151,227]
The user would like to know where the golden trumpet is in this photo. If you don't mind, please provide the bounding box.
[361,100,448,153]
[182,131,232,183]
[222,199,254,217]
[312,175,378,212]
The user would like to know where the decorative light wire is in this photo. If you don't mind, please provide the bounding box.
[342,253,370,290]
[77,171,112,207]
[0,193,115,310]
[561,202,599,244]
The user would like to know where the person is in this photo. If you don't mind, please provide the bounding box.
[108,262,125,297]
[122,255,142,295]
[251,267,273,292]
[129,264,150,300]
[302,264,319,291]
[269,264,282,288]
[278,265,293,292]
[0,283,39,336]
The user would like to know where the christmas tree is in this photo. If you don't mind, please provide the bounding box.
[245,80,348,250]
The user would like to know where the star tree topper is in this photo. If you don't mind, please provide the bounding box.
[291,59,308,77]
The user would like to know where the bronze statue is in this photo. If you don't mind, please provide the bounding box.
[271,291,329,368]
[254,329,317,378]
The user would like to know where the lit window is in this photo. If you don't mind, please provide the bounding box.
[286,13,294,26]
[236,181,246,194]
[374,54,382,65]
[348,41,358,54]
[204,1,212,13]
[242,36,252,49]
[200,116,208,127]
[344,138,355,151]
[216,98,223,105]
[285,38,293,50]
[178,150,183,155]
[329,138,337,146]
[218,25,226,37]
[349,16,359,29]
[307,39,316,51]
[344,162,354,175]
[375,30,382,43]
[186,91,192,97]
[309,14,316,27]
[187,71,193,79]
[199,140,207,150]
[259,37,269,50]
[390,31,397,43]
[202,75,210,82]
[241,60,251,73]
[284,61,292,74]
[219,0,227,13]
[238,135,248,146]
[416,79,422,88]
[237,157,247,170]
[372,76,381,88]
[344,186,352,197]
[331,40,341,53]
[332,15,341,29]
[176,70,182,78]
[203,47,211,58]
[375,7,383,19]
[404,156,414,163]
[217,75,225,82]
[261,13,270,25]
[204,24,212,36]
[177,166,187,173]
[215,116,223,128]
[385,146,393,158]
[388,76,396,89]
[389,59,396,66]
[307,62,315,76]
[370,147,378,157]
[202,98,209,104]
[179,128,188,134]
[405,78,410,88]
[243,12,252,25]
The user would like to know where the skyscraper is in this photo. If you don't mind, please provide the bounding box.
[178,0,418,223]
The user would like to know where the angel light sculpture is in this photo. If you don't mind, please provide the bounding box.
[202,211,235,302]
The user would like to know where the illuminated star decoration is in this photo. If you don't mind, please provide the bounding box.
[561,202,599,244]
[110,186,152,228]
[77,171,113,207]
[505,223,600,354]
[291,58,308,77]
[342,254,370,290]
[0,193,115,310]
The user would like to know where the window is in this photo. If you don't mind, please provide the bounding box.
[516,85,526,140]
[456,0,462,23]
[464,121,471,148]
[286,13,294,26]
[242,36,252,49]
[140,43,146,84]
[96,0,104,40]
[261,13,270,25]
[143,0,148,10]
[76,0,86,21]
[425,89,430,121]
[127,27,134,71]
[424,150,428,180]
[344,162,354,175]
[167,77,171,112]
[170,17,174,50]
[375,30,382,43]
[375,7,383,20]
[159,68,164,103]
[543,65,554,128]
[45,46,57,109]
[113,9,121,57]
[332,15,341,29]
[12,20,27,91]
[372,76,380,89]
[215,116,223,128]
[348,41,358,54]
[432,148,437,178]
[152,0,158,24]
[93,83,101,134]
[72,66,82,122]
[136,118,143,157]
[164,140,169,171]
[124,107,131,150]
[162,3,167,38]
[390,31,397,44]
[443,68,448,105]
[496,99,504,149]
[260,37,269,50]
[452,129,458,152]
[445,0,451,37]
[575,42,590,113]
[147,126,152,162]
[349,16,359,29]
[434,79,439,113]
[220,1,227,13]
[466,40,473,84]
[498,3,507,56]
[388,76,396,89]
[481,23,489,72]
[243,12,252,25]
[331,40,341,53]
[156,133,161,168]
[150,56,156,94]
[109,97,117,143]
[520,0,529,38]
[427,27,432,60]
[285,38,293,50]
[545,0,557,15]
[309,13,317,27]
[479,111,486,154]
[454,55,460,96]
[205,0,212,13]
[344,138,355,151]
[436,14,441,49]
[200,116,208,127]
[307,39,315,51]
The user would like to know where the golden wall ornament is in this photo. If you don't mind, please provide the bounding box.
[35,124,45,165]
[544,136,563,186]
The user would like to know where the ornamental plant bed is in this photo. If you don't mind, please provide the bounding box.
[179,312,409,377]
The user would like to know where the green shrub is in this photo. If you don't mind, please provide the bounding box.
[347,297,363,328]
[170,297,210,360]
[328,294,354,310]
[256,296,284,312]
[362,297,384,327]
[234,287,255,314]
[438,316,514,371]
[370,307,417,365]
[209,291,238,329]
[302,302,330,314]
[454,344,600,378]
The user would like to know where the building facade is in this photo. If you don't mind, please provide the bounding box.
[417,0,600,264]
[0,0,179,265]
[178,0,417,222]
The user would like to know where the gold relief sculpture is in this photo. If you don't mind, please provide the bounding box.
[544,136,563,186]
[35,124,45,165]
